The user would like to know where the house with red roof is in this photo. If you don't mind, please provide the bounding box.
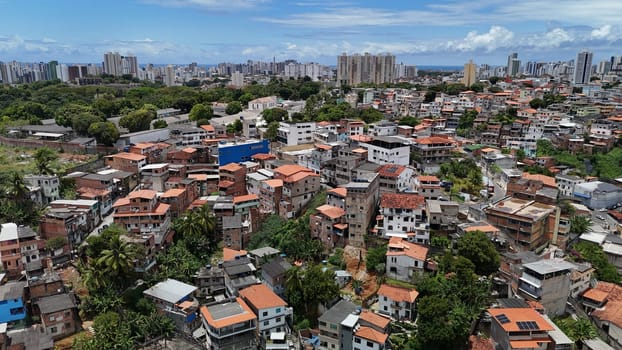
[378,193,429,244]
[488,308,556,350]
[386,237,428,281]
[376,164,415,193]
[112,190,173,246]
[219,162,247,197]
[413,175,442,200]
[104,152,147,174]
[310,204,347,249]
[412,136,456,173]
[199,297,257,350]
[239,284,289,339]
[273,164,320,218]
[377,283,419,321]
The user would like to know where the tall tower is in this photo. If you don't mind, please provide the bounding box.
[103,52,122,76]
[462,60,477,87]
[507,53,520,77]
[164,65,175,86]
[573,50,593,85]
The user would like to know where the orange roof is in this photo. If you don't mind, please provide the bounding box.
[128,189,158,199]
[109,152,146,161]
[251,153,276,161]
[263,179,283,188]
[284,171,319,183]
[583,288,609,303]
[377,283,418,303]
[328,187,347,197]
[223,247,247,262]
[464,224,499,233]
[380,193,425,209]
[416,136,454,145]
[354,326,388,344]
[333,223,348,230]
[510,340,551,348]
[131,142,156,149]
[317,121,332,127]
[591,281,622,328]
[113,202,170,216]
[487,308,554,332]
[352,148,367,154]
[219,180,235,188]
[220,162,244,172]
[315,143,332,151]
[176,300,195,311]
[182,147,197,153]
[481,147,498,153]
[349,135,373,143]
[161,188,186,198]
[315,205,346,220]
[233,194,259,204]
[188,174,209,181]
[200,124,215,132]
[386,237,428,261]
[200,297,256,329]
[239,284,287,310]
[359,310,390,329]
[522,173,556,188]
[112,197,130,207]
[417,175,439,182]
[378,164,406,178]
[274,164,312,177]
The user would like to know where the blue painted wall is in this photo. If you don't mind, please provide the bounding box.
[218,140,270,165]
[0,297,26,323]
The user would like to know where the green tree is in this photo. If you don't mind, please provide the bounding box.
[34,147,58,175]
[262,108,288,123]
[72,112,104,135]
[45,236,66,251]
[285,264,340,324]
[226,119,243,134]
[88,121,120,146]
[152,119,168,129]
[366,244,388,273]
[569,215,592,235]
[97,234,140,279]
[173,203,217,247]
[189,103,214,121]
[554,317,598,348]
[456,230,500,276]
[573,242,620,283]
[55,103,96,127]
[398,116,419,127]
[225,101,243,115]
[119,108,155,132]
[264,121,280,142]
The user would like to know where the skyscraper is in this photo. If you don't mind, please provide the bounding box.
[164,65,175,86]
[462,60,476,87]
[336,53,395,86]
[573,50,593,85]
[121,55,138,77]
[507,53,520,77]
[103,52,122,76]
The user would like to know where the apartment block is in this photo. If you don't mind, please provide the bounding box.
[273,165,320,219]
[23,175,60,206]
[411,136,456,173]
[518,260,574,316]
[104,152,147,174]
[377,193,428,244]
[311,204,347,249]
[413,175,442,200]
[361,136,411,166]
[239,284,289,339]
[377,284,418,321]
[376,164,415,193]
[219,162,248,197]
[344,174,379,248]
[112,190,172,246]
[277,121,317,146]
[386,237,428,281]
[0,223,44,279]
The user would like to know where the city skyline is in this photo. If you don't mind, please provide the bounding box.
[1,0,621,65]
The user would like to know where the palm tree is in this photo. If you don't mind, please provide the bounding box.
[34,147,58,175]
[4,171,29,201]
[174,203,216,243]
[97,235,139,279]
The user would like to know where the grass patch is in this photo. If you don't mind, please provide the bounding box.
[385,278,417,289]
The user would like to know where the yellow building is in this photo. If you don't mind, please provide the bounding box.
[463,60,476,87]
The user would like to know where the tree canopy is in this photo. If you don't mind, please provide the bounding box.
[456,230,500,276]
[119,108,155,132]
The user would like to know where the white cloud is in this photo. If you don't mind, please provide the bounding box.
[591,24,614,40]
[447,26,515,52]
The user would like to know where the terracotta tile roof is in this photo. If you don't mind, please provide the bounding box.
[582,288,609,303]
[112,197,130,207]
[415,136,454,145]
[352,148,367,154]
[380,193,425,210]
[128,190,158,199]
[132,142,156,149]
[315,205,346,220]
[354,326,388,344]
[274,164,312,177]
[239,284,287,310]
[251,153,276,161]
[386,237,428,261]
[317,121,332,127]
[109,152,146,161]
[200,124,215,132]
[113,203,170,216]
[333,223,348,230]
[161,188,186,198]
[522,173,556,188]
[315,143,332,151]
[487,308,554,332]
[377,283,418,303]
[377,164,406,178]
[464,224,499,234]
[284,171,319,183]
[263,179,283,188]
[182,147,197,153]
[220,162,244,172]
[223,247,247,262]
[359,310,390,329]
[219,180,235,188]
[589,282,622,328]
[417,175,439,183]
[188,174,209,181]
[200,297,256,329]
[328,187,347,197]
[349,135,373,143]
[510,340,551,348]
[233,194,259,204]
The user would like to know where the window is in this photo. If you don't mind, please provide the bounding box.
[330,323,338,330]
[276,307,281,313]
[263,311,268,317]
[264,321,269,326]
[354,338,361,344]
[50,316,55,321]
[367,341,374,347]
[50,327,57,334]
[276,317,281,323]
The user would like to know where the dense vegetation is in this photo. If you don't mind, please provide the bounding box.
[571,242,621,283]
[438,158,483,195]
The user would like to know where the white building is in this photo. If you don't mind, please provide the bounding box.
[248,96,277,111]
[239,284,289,338]
[574,181,622,209]
[385,237,428,281]
[230,71,244,87]
[23,174,60,206]
[164,65,176,87]
[377,283,418,321]
[361,136,411,166]
[555,174,585,198]
[378,193,429,244]
[277,121,316,146]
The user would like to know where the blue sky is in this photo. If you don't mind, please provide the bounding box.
[1,0,621,66]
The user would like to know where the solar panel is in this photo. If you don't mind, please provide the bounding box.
[517,321,539,330]
[496,314,510,324]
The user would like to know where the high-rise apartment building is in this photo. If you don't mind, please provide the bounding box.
[506,53,520,77]
[121,55,138,76]
[462,60,477,87]
[596,60,611,75]
[573,50,593,85]
[164,65,175,86]
[337,53,396,86]
[610,55,622,74]
[103,52,122,76]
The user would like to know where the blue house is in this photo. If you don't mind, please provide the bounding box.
[0,281,27,323]
[218,139,270,165]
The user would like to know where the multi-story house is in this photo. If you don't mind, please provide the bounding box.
[583,281,622,349]
[232,194,261,248]
[49,199,101,229]
[376,164,415,193]
[219,162,248,197]
[411,136,456,173]
[170,126,208,146]
[259,179,283,214]
[112,190,172,246]
[194,265,226,300]
[413,175,442,200]
[488,308,555,350]
[273,165,320,219]
[326,187,347,210]
[361,136,411,166]
[0,223,43,278]
[0,281,27,324]
[140,163,170,192]
[222,256,260,295]
[261,257,292,297]
[385,237,428,281]
[518,260,574,316]
[311,204,347,249]
[143,279,199,333]
[344,174,379,248]
[23,175,60,206]
[485,197,559,249]
[39,208,89,259]
[574,181,622,209]
[35,293,79,340]
[377,193,428,244]
[555,174,585,199]
[104,152,147,174]
[377,284,418,321]
[318,299,358,350]
[200,298,258,350]
[77,187,113,217]
[277,121,317,146]
[246,172,269,196]
[239,284,289,338]
[505,178,558,205]
[353,326,388,350]
[426,200,460,232]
